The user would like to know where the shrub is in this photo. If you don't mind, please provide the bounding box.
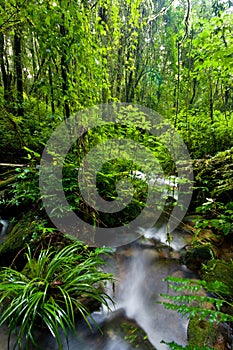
[0,241,112,349]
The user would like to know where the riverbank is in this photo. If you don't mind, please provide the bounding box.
[0,148,232,349]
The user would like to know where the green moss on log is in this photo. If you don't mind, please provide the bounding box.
[0,213,34,267]
[0,175,18,189]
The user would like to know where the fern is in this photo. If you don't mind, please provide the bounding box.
[159,277,233,324]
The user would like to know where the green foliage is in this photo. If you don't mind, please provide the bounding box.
[175,110,233,158]
[160,276,233,323]
[1,0,233,163]
[1,110,179,229]
[0,241,112,350]
[194,198,233,236]
[0,148,41,210]
[6,167,39,207]
[62,155,150,228]
[201,259,233,298]
[50,106,179,227]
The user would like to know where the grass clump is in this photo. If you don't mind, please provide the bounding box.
[0,240,113,349]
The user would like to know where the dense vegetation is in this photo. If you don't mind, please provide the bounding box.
[0,0,233,162]
[0,0,233,349]
[0,242,112,349]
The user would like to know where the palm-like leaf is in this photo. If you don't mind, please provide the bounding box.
[0,241,112,350]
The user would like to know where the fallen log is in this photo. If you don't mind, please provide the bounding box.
[0,175,18,189]
[0,163,27,167]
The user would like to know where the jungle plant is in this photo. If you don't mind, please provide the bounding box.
[160,275,233,350]
[160,276,233,322]
[194,198,233,236]
[0,147,41,210]
[160,274,233,349]
[0,241,113,350]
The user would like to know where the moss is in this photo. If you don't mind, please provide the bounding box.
[0,213,36,268]
[187,316,217,348]
[21,258,38,278]
[0,175,18,190]
[188,316,233,349]
[202,259,233,297]
[103,310,156,349]
[193,147,233,206]
[180,244,215,271]
[120,322,153,349]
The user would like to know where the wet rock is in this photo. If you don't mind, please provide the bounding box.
[0,217,28,268]
[218,236,233,261]
[188,316,232,350]
[201,259,233,298]
[102,309,156,350]
[180,244,215,271]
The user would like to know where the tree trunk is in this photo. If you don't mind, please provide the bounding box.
[49,65,55,114]
[0,33,12,109]
[14,31,24,116]
[0,175,18,190]
[60,15,70,120]
[209,75,216,151]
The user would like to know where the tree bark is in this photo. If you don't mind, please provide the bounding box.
[14,31,24,116]
[49,65,55,114]
[60,15,70,120]
[0,175,18,190]
[0,33,12,109]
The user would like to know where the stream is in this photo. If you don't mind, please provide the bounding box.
[0,221,196,350]
[0,218,10,244]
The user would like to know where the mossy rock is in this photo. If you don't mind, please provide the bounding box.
[0,213,37,268]
[0,210,75,268]
[180,244,215,271]
[0,222,27,268]
[201,259,233,298]
[188,316,232,349]
[103,309,156,349]
[192,147,233,206]
[188,316,217,348]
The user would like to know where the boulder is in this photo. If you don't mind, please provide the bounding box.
[201,259,233,298]
[180,244,215,271]
[102,308,156,349]
[188,316,232,349]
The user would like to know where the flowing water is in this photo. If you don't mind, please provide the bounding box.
[0,222,196,350]
[0,218,9,243]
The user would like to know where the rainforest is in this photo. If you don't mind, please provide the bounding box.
[0,0,233,349]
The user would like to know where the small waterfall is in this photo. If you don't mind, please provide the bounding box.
[117,250,151,319]
[0,218,9,236]
[0,218,9,243]
[138,226,188,251]
[113,247,190,350]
